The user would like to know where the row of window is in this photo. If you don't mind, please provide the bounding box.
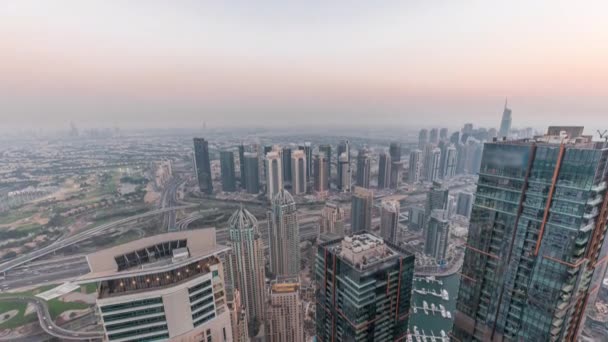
[107,324,168,341]
[189,279,212,294]
[103,307,165,323]
[106,315,167,332]
[101,297,162,313]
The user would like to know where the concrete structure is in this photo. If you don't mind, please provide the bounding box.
[350,186,373,233]
[338,152,351,192]
[81,230,232,342]
[424,147,442,182]
[265,151,284,200]
[291,150,307,195]
[243,152,260,194]
[498,99,512,138]
[225,208,266,334]
[453,129,608,341]
[313,152,329,194]
[266,278,305,342]
[356,148,371,188]
[315,233,415,341]
[419,129,428,149]
[378,152,392,189]
[193,138,213,194]
[380,200,400,244]
[319,201,345,237]
[268,190,300,277]
[408,149,423,183]
[227,289,249,342]
[318,144,332,180]
[220,150,237,192]
[443,145,458,179]
[456,192,474,218]
[299,142,313,183]
[424,209,450,260]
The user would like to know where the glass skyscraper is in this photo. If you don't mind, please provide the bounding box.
[219,150,236,192]
[453,129,608,341]
[193,138,213,194]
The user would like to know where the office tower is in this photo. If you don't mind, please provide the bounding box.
[266,278,305,342]
[298,142,313,183]
[488,127,498,139]
[425,181,449,215]
[419,129,429,149]
[380,199,400,244]
[338,152,351,192]
[356,148,371,188]
[462,123,474,135]
[455,192,474,218]
[456,143,467,175]
[227,289,249,342]
[225,208,266,332]
[408,149,423,183]
[193,138,213,194]
[438,141,448,179]
[378,152,392,189]
[424,209,450,260]
[425,147,442,182]
[262,145,273,183]
[450,131,461,145]
[319,202,345,236]
[318,144,332,180]
[251,143,265,184]
[239,144,246,188]
[498,98,512,138]
[444,145,458,179]
[350,186,373,233]
[243,152,260,194]
[282,147,292,184]
[313,153,329,193]
[389,142,402,162]
[453,130,608,341]
[265,151,284,200]
[430,128,439,144]
[316,233,415,341]
[337,140,350,189]
[219,150,236,192]
[291,150,307,195]
[440,128,449,140]
[268,190,300,277]
[390,161,402,189]
[84,230,232,342]
[408,206,426,231]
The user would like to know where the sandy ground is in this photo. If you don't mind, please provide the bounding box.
[144,183,161,204]
[58,309,91,322]
[0,310,18,324]
[23,303,36,316]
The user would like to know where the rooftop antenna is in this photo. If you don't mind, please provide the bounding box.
[598,130,608,142]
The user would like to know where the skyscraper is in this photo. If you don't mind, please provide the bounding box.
[313,152,329,193]
[318,144,332,181]
[227,289,249,342]
[268,190,300,277]
[226,208,266,334]
[419,129,429,149]
[298,142,312,183]
[424,209,450,260]
[498,99,512,138]
[440,128,449,140]
[408,206,426,231]
[408,149,423,183]
[239,143,246,188]
[193,138,213,194]
[337,140,350,190]
[350,186,373,233]
[315,233,415,341]
[453,129,608,341]
[244,152,260,194]
[443,145,458,179]
[291,150,307,195]
[390,161,402,189]
[380,199,400,244]
[455,191,474,218]
[219,150,236,192]
[425,147,442,182]
[425,181,449,215]
[378,152,392,189]
[355,148,371,188]
[389,142,402,162]
[319,201,345,236]
[265,151,284,200]
[282,147,292,184]
[430,128,439,144]
[266,278,305,342]
[338,152,351,192]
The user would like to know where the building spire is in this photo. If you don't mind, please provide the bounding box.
[504,97,508,109]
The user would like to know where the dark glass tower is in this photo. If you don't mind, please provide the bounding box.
[239,144,246,188]
[350,186,373,233]
[243,152,260,194]
[193,138,213,194]
[219,150,236,192]
[355,148,371,188]
[282,147,292,184]
[378,152,392,189]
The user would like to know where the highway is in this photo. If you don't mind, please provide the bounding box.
[0,297,103,340]
[161,178,184,231]
[1,256,89,291]
[0,205,196,274]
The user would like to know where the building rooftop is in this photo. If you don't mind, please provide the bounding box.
[325,233,409,271]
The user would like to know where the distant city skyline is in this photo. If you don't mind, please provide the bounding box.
[1,1,607,131]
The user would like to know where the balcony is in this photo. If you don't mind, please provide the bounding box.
[591,182,606,193]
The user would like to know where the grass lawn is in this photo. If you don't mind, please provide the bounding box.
[80,283,97,294]
[47,299,90,320]
[0,300,36,330]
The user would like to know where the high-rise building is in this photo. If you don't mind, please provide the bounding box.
[266,278,305,342]
[266,151,284,200]
[455,192,474,218]
[355,148,371,188]
[244,152,260,194]
[450,131,461,145]
[350,186,373,233]
[227,289,249,342]
[443,145,458,179]
[313,152,329,193]
[408,149,423,183]
[425,147,442,182]
[239,144,246,188]
[380,199,400,244]
[298,142,313,183]
[440,128,449,140]
[220,151,236,192]
[378,152,392,189]
[424,209,450,261]
[390,161,402,189]
[389,142,402,162]
[453,130,608,341]
[430,128,439,144]
[315,233,415,341]
[337,140,350,189]
[338,152,351,192]
[291,150,307,195]
[319,201,345,236]
[498,99,512,138]
[462,123,474,135]
[268,190,300,277]
[425,181,449,215]
[419,129,429,149]
[318,144,332,180]
[225,208,267,334]
[488,127,498,139]
[408,206,426,231]
[82,230,232,342]
[193,138,213,194]
[282,147,292,184]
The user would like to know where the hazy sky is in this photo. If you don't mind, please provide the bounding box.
[1,1,607,131]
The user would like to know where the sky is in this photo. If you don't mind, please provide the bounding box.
[1,1,607,131]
